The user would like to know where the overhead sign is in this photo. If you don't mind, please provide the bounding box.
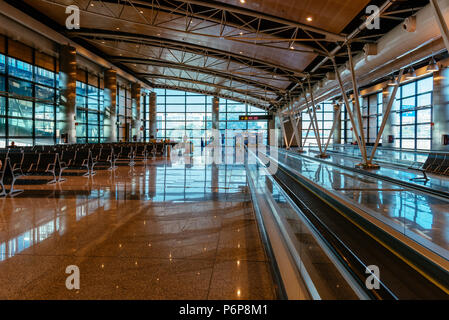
[239,115,273,121]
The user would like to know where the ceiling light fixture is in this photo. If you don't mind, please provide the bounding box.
[426,57,439,73]
[240,0,246,3]
[307,17,313,22]
[405,66,417,80]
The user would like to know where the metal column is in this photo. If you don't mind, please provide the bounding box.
[149,92,157,139]
[59,45,77,144]
[104,69,118,142]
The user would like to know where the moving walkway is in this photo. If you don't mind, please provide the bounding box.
[246,146,449,299]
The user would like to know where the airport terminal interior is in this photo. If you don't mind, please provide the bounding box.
[1,0,449,300]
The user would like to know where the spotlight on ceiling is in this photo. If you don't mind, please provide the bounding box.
[426,57,439,73]
[405,67,417,80]
[306,17,313,22]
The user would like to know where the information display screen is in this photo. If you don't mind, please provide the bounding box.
[239,115,273,121]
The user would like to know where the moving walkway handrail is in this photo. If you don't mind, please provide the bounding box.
[284,147,449,201]
[259,146,449,294]
[325,144,432,166]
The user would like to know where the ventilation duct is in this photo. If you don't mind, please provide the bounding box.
[403,16,417,32]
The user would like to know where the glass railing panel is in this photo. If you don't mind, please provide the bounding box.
[246,150,364,300]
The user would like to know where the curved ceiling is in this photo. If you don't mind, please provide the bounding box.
[11,0,428,110]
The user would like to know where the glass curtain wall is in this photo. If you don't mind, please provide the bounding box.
[75,71,105,143]
[362,92,383,145]
[302,101,334,147]
[391,76,433,150]
[148,89,268,146]
[116,85,133,142]
[0,37,58,147]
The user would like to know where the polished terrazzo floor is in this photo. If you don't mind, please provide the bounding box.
[0,153,276,300]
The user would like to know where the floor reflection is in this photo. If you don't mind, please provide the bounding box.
[0,150,275,300]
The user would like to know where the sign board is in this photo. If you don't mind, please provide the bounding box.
[239,115,273,121]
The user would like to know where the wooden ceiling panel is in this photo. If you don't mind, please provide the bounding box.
[87,39,293,89]
[19,0,375,110]
[23,0,317,72]
[214,0,371,33]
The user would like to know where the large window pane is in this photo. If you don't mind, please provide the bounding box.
[417,94,432,107]
[36,103,54,120]
[402,111,415,125]
[8,117,33,136]
[0,54,5,73]
[402,125,415,139]
[186,96,205,104]
[186,113,205,121]
[8,99,32,118]
[0,97,5,116]
[402,82,416,98]
[417,140,431,150]
[35,67,55,87]
[0,116,5,136]
[418,77,433,94]
[417,109,431,123]
[35,120,54,136]
[9,79,32,97]
[402,139,415,149]
[186,105,205,113]
[166,113,185,121]
[402,97,415,110]
[417,124,431,139]
[8,57,33,80]
[76,124,87,138]
[227,122,247,130]
[393,75,433,150]
[151,88,268,145]
[227,104,246,113]
[36,85,55,102]
[166,104,185,112]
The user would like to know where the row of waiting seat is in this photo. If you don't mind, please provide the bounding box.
[0,142,171,197]
[409,152,449,181]
[0,152,65,197]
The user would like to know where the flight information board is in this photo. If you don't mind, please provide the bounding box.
[239,115,273,121]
